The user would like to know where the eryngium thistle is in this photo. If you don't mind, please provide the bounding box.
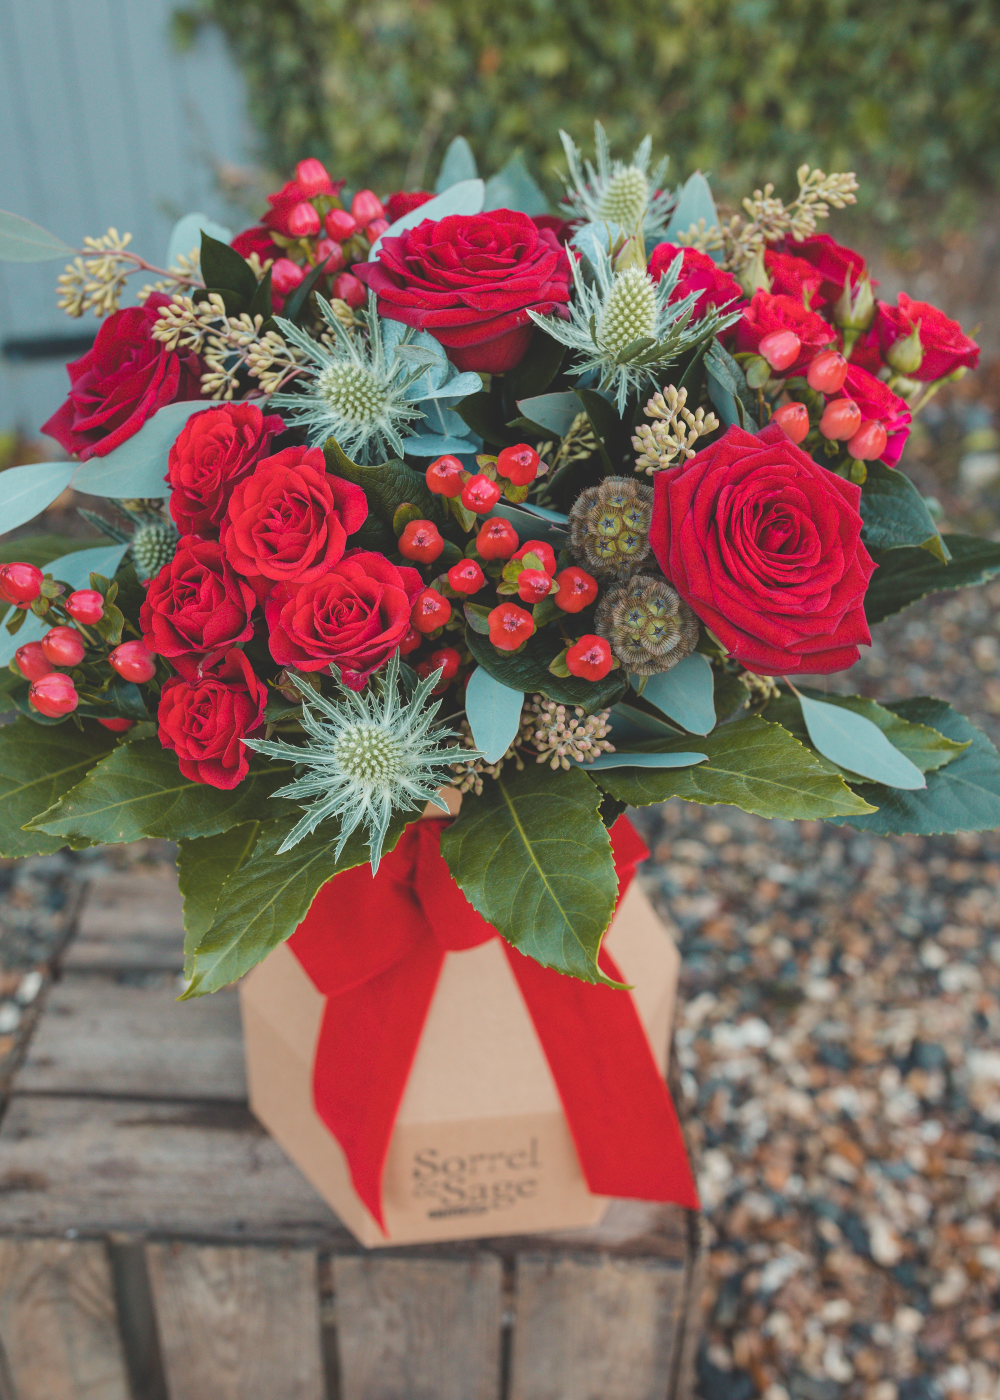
[245,655,474,872]
[130,520,179,580]
[568,477,654,581]
[595,575,700,675]
[558,123,674,240]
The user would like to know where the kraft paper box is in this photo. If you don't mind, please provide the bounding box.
[239,876,680,1248]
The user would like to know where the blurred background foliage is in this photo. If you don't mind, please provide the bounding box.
[175,0,1000,222]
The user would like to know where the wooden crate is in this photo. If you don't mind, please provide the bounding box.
[0,863,703,1400]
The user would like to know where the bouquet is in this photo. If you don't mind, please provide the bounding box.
[0,126,996,1001]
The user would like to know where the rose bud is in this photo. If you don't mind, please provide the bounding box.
[411,587,452,634]
[476,518,519,560]
[398,625,422,656]
[807,349,849,393]
[108,640,157,683]
[418,646,461,692]
[554,566,599,613]
[325,208,358,241]
[366,219,390,244]
[270,258,306,295]
[496,443,540,486]
[398,519,444,564]
[97,717,135,733]
[331,272,366,308]
[64,588,105,625]
[286,201,321,238]
[0,561,44,607]
[832,274,875,332]
[517,568,553,604]
[819,398,863,441]
[448,559,486,594]
[566,634,614,681]
[41,625,85,667]
[487,601,535,651]
[885,322,924,376]
[461,474,502,514]
[757,329,802,373]
[513,540,557,576]
[14,641,53,681]
[426,455,466,497]
[351,190,385,226]
[847,420,889,462]
[29,672,78,718]
[295,158,332,197]
[772,402,810,445]
[315,239,346,273]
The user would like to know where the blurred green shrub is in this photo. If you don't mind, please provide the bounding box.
[178,0,1000,208]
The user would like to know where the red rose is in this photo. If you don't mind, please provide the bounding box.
[763,249,825,307]
[730,292,833,374]
[265,550,423,690]
[833,366,912,468]
[222,446,368,590]
[791,234,869,304]
[532,213,577,246]
[231,226,282,263]
[847,324,883,376]
[41,295,202,461]
[648,244,746,320]
[140,536,256,674]
[157,648,266,790]
[649,422,875,675]
[167,403,285,536]
[261,175,345,237]
[385,190,434,223]
[352,209,572,373]
[875,293,980,382]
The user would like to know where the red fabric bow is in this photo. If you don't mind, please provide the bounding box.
[288,814,699,1230]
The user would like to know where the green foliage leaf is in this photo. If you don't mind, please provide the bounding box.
[705,342,757,430]
[572,388,618,471]
[506,329,564,401]
[439,762,619,984]
[860,462,945,556]
[0,210,73,261]
[663,172,720,251]
[865,535,1000,625]
[0,719,118,858]
[515,391,580,438]
[199,231,258,301]
[455,390,518,447]
[281,254,334,324]
[639,653,716,735]
[0,462,78,537]
[796,693,926,789]
[466,624,626,711]
[177,822,265,977]
[324,439,444,528]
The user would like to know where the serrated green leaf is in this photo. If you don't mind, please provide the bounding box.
[0,719,118,857]
[324,439,443,529]
[764,691,968,776]
[177,822,265,978]
[860,462,944,555]
[466,624,625,712]
[439,762,619,984]
[865,535,1000,625]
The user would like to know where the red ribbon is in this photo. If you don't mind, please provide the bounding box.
[289,814,699,1230]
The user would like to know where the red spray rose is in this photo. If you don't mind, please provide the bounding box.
[222,446,367,590]
[41,294,202,461]
[157,648,266,790]
[649,423,875,675]
[831,366,912,468]
[353,209,572,373]
[791,234,868,305]
[730,292,833,375]
[231,226,282,263]
[140,536,256,674]
[648,244,746,320]
[875,293,980,382]
[763,249,825,306]
[265,551,422,690]
[385,190,434,223]
[847,324,884,376]
[167,403,285,536]
[532,213,576,246]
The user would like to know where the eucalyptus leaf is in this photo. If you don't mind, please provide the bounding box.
[369,180,485,260]
[705,342,757,430]
[482,153,549,216]
[0,210,73,261]
[465,667,524,763]
[177,822,265,977]
[515,391,581,438]
[581,750,707,770]
[797,693,926,789]
[436,136,479,192]
[73,400,223,499]
[864,535,1000,625]
[662,172,721,260]
[0,462,78,536]
[0,719,118,858]
[166,213,231,269]
[638,653,716,735]
[402,433,479,457]
[0,544,129,666]
[488,502,568,545]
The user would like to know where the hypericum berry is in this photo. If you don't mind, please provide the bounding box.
[108,640,156,683]
[398,626,422,656]
[351,190,385,226]
[476,518,519,560]
[29,672,78,718]
[0,562,43,607]
[65,589,105,625]
[566,635,614,680]
[41,626,85,667]
[512,540,557,577]
[819,398,863,441]
[97,717,135,733]
[331,272,366,308]
[14,642,52,681]
[496,443,540,486]
[757,329,801,373]
[847,420,889,462]
[517,568,554,604]
[426,455,466,497]
[411,587,452,634]
[295,158,332,197]
[418,647,461,692]
[448,559,486,594]
[398,519,444,563]
[270,258,306,295]
[461,475,502,514]
[287,201,321,238]
[807,349,849,393]
[315,239,347,273]
[488,601,535,651]
[366,218,389,244]
[325,208,358,241]
[772,402,810,445]
[554,566,599,613]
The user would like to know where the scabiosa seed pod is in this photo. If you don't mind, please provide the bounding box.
[594,574,699,675]
[568,477,654,581]
[130,520,179,581]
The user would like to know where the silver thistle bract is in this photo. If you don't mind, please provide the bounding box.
[558,123,673,240]
[246,655,475,871]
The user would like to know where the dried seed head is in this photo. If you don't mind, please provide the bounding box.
[595,574,700,675]
[568,476,654,581]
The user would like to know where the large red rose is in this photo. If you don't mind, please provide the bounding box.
[875,293,980,382]
[222,446,368,591]
[41,295,202,461]
[167,402,285,536]
[157,648,266,790]
[730,292,833,374]
[833,366,912,468]
[648,244,746,320]
[649,423,875,675]
[790,234,869,305]
[265,550,423,690]
[352,209,572,373]
[763,248,826,307]
[140,536,256,675]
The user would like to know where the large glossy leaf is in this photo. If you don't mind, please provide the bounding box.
[436,135,478,191]
[865,535,1000,625]
[594,714,875,819]
[439,762,619,984]
[764,690,969,776]
[73,400,222,499]
[506,330,564,401]
[199,231,257,301]
[369,180,485,260]
[0,719,118,858]
[797,693,925,789]
[860,462,945,558]
[662,172,720,258]
[0,544,129,666]
[324,439,443,527]
[166,213,231,268]
[0,462,78,537]
[176,822,265,977]
[0,210,73,261]
[465,625,626,712]
[639,653,716,735]
[465,667,524,763]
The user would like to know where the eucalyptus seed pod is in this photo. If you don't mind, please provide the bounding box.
[595,574,700,675]
[568,477,654,581]
[130,520,179,581]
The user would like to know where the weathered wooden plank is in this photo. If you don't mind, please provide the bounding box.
[670,1219,707,1400]
[509,1253,689,1400]
[15,974,245,1101]
[146,1243,323,1400]
[0,1238,130,1400]
[332,1254,503,1400]
[66,872,184,973]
